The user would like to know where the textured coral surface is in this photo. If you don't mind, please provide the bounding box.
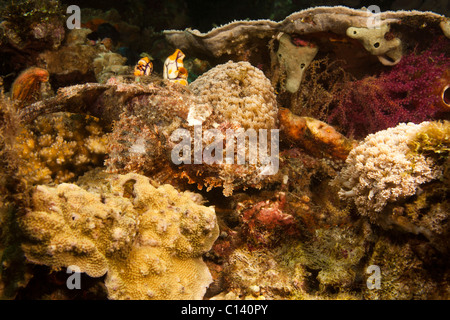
[19,172,219,299]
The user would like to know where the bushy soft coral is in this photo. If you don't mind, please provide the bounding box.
[328,38,450,138]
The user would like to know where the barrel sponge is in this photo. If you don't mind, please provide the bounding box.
[189,60,278,130]
[19,172,219,300]
[332,122,444,220]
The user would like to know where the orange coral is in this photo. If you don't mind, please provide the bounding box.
[11,67,49,104]
[279,107,357,160]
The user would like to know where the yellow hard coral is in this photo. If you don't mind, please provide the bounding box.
[20,172,219,300]
[13,112,107,185]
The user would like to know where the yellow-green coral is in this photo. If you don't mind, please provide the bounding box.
[408,120,450,162]
[14,112,107,185]
[19,172,219,300]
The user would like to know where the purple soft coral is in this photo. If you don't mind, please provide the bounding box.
[328,37,450,139]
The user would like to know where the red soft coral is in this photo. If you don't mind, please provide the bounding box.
[328,38,450,138]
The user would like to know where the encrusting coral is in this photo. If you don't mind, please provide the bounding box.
[332,121,446,221]
[278,107,357,160]
[19,171,219,300]
[178,60,279,196]
[93,52,129,84]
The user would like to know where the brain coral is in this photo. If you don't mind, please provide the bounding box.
[332,122,444,220]
[19,172,219,300]
[188,60,278,130]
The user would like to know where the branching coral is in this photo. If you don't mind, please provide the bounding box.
[0,0,65,50]
[19,172,219,300]
[332,122,445,220]
[328,40,450,138]
[14,112,107,186]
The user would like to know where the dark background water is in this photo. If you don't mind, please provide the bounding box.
[59,0,450,32]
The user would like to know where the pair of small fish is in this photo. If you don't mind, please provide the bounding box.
[134,49,188,86]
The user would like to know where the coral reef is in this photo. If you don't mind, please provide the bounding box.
[19,172,219,300]
[1,3,450,301]
[93,52,129,83]
[238,192,299,248]
[0,0,65,51]
[332,121,445,220]
[164,49,189,86]
[363,237,450,299]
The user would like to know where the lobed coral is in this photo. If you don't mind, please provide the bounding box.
[332,122,445,220]
[19,172,219,300]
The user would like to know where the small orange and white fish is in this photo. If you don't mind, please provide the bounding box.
[134,56,153,76]
[163,49,188,86]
